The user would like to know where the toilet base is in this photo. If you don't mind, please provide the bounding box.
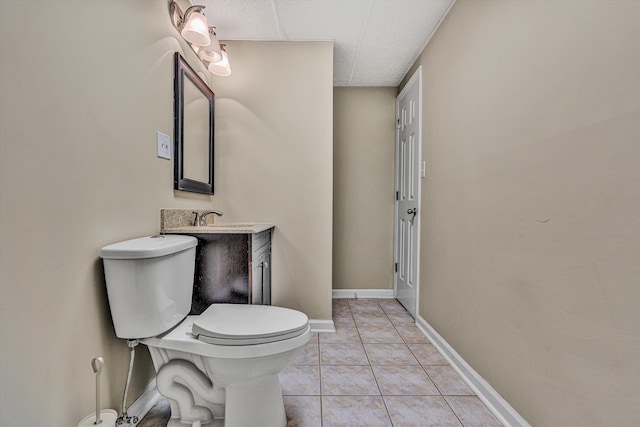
[224,374,286,427]
[160,371,286,427]
[143,328,308,427]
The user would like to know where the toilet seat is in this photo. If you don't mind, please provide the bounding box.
[192,304,309,346]
[141,315,311,359]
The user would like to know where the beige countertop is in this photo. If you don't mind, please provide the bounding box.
[163,223,275,234]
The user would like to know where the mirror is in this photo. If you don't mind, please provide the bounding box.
[174,52,215,194]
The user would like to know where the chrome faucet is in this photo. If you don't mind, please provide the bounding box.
[194,210,223,226]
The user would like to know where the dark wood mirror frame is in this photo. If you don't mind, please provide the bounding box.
[174,52,215,195]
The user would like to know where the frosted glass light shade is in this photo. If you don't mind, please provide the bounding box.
[198,30,222,63]
[208,49,231,76]
[181,10,210,46]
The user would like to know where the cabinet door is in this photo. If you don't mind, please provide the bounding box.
[251,253,265,304]
[262,251,271,305]
[250,230,272,305]
[191,233,250,313]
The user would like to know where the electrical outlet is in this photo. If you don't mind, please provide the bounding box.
[157,131,171,160]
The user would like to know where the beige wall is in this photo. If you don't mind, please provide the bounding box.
[401,0,640,425]
[208,40,334,320]
[0,2,332,426]
[333,87,396,290]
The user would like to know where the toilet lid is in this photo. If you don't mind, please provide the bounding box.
[192,304,309,346]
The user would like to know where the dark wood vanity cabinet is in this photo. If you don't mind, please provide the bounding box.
[189,229,272,314]
[250,230,272,307]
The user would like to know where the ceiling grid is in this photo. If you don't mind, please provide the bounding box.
[202,0,455,86]
[270,0,284,40]
[348,0,375,86]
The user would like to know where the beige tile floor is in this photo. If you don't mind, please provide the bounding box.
[138,298,502,426]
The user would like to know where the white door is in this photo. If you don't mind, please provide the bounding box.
[394,67,421,317]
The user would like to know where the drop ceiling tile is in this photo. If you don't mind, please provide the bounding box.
[351,47,417,83]
[204,0,280,40]
[275,0,370,82]
[275,0,370,41]
[351,0,453,85]
[333,43,358,82]
[361,0,452,50]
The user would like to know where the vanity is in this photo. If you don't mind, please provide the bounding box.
[161,210,274,314]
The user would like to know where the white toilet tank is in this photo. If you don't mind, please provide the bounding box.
[100,235,198,339]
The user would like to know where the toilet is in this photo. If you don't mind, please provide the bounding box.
[100,235,310,427]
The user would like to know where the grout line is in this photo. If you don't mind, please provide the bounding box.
[319,355,323,426]
[370,300,394,425]
[423,367,445,398]
[322,394,381,396]
[442,394,466,426]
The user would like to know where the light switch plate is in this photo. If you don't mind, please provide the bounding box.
[157,131,171,160]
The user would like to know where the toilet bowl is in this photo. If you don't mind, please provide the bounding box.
[143,306,310,427]
[100,235,310,427]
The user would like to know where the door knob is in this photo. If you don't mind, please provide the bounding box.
[407,207,417,222]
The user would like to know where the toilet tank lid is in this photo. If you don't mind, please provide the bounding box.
[100,235,197,259]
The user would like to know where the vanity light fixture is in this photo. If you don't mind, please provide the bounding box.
[170,1,231,76]
[173,4,210,46]
[208,45,231,76]
[198,28,223,63]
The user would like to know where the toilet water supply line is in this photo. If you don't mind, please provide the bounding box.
[117,339,139,426]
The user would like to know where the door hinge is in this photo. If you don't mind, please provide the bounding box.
[394,262,398,273]
[395,191,399,201]
[396,118,401,129]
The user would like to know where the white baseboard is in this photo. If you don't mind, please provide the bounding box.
[415,315,530,427]
[308,319,336,333]
[332,289,394,299]
[127,378,161,422]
